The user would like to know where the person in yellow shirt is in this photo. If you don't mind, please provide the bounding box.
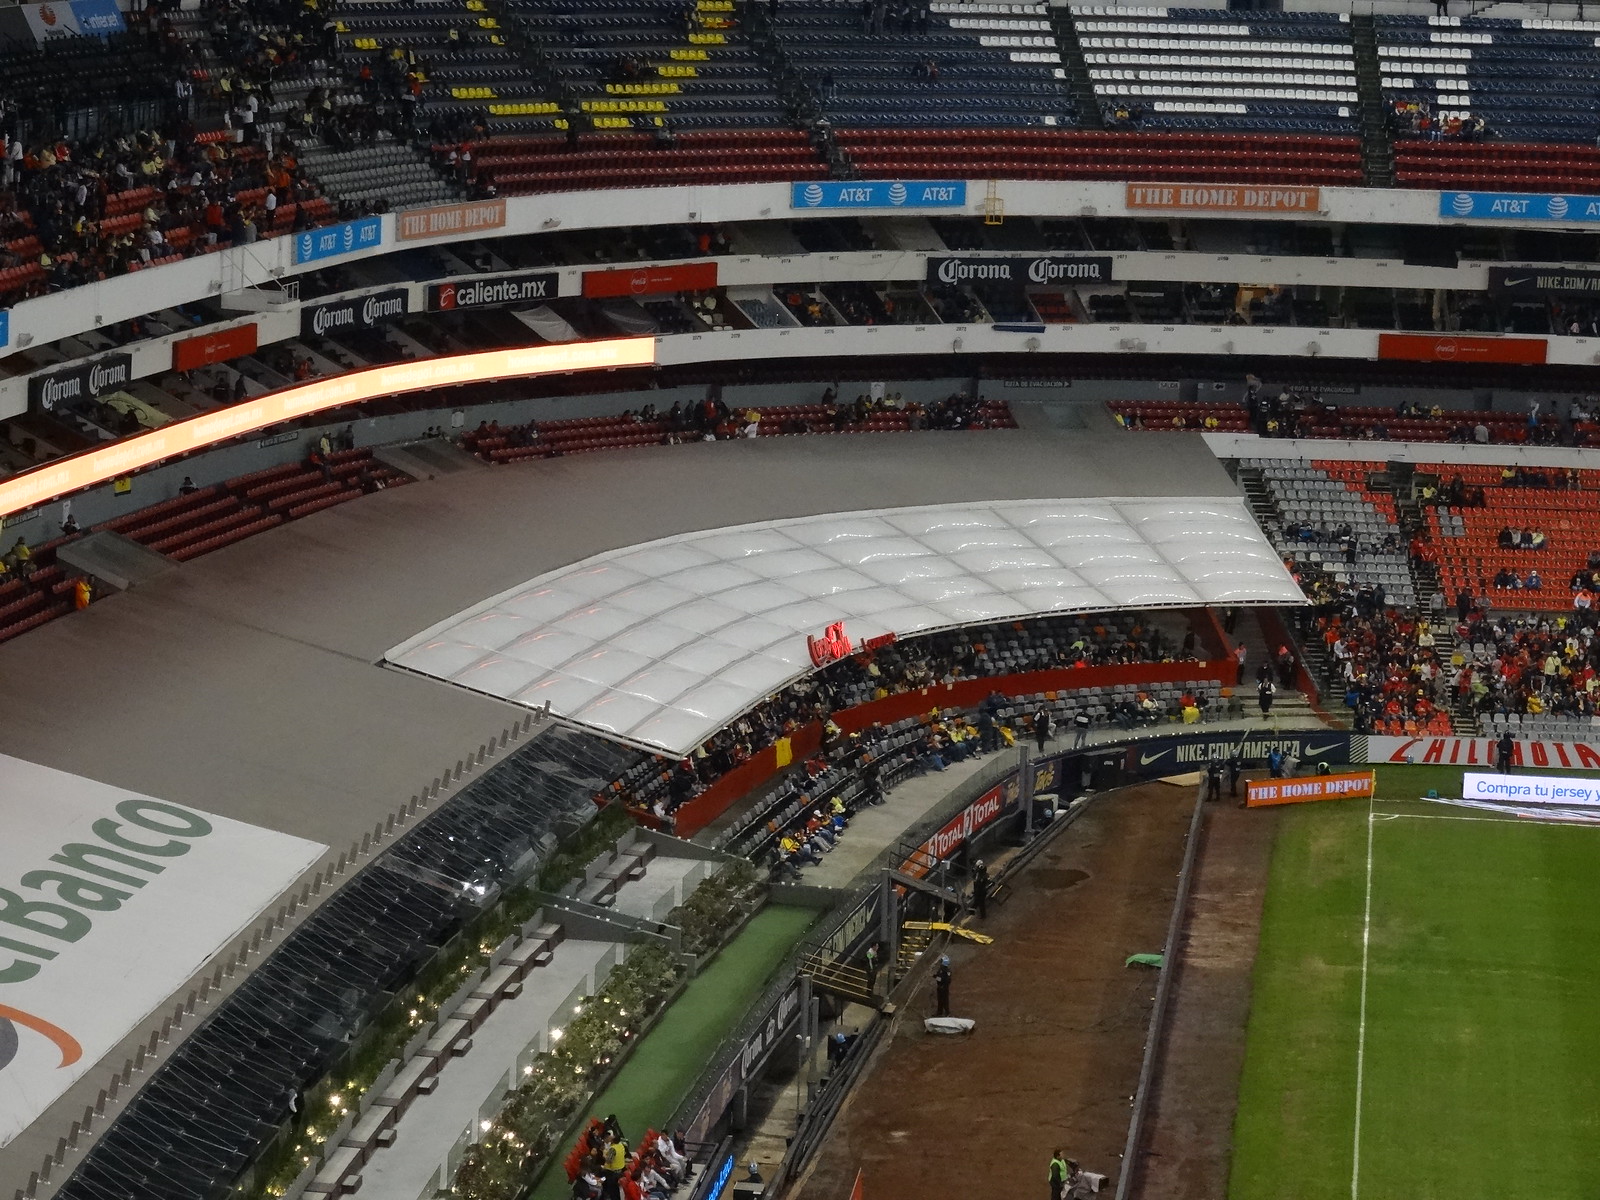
[601,1132,628,1200]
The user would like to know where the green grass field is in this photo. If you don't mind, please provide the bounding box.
[1230,765,1600,1200]
[531,904,816,1200]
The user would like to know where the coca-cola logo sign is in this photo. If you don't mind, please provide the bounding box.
[300,289,409,339]
[926,255,1114,287]
[807,621,853,668]
[29,352,132,412]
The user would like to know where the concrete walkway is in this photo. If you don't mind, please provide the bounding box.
[609,856,707,922]
[359,937,617,1200]
[791,710,1329,892]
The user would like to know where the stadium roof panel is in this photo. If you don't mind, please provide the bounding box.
[385,498,1303,756]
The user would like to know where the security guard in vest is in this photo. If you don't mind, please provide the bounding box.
[1049,1149,1069,1200]
[601,1131,628,1200]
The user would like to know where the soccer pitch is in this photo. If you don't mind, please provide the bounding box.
[1229,765,1600,1200]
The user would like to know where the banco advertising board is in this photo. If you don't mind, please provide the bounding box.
[0,754,324,1147]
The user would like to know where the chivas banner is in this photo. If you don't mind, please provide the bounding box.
[1360,734,1600,770]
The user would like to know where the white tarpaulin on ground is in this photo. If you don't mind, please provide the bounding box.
[385,498,1303,755]
[0,754,325,1148]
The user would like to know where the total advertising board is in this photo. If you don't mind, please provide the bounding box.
[902,774,1024,879]
[790,180,966,210]
[0,753,325,1148]
[1440,191,1600,224]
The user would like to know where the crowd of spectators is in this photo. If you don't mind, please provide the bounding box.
[0,0,411,302]
[609,611,1201,826]
[1450,610,1600,722]
[0,126,326,294]
[1390,98,1488,141]
[568,1117,693,1200]
[1313,581,1453,736]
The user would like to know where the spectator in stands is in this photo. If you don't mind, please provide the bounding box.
[654,1131,689,1183]
[5,537,31,578]
[1527,570,1544,591]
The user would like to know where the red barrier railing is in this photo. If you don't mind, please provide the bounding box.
[671,658,1235,835]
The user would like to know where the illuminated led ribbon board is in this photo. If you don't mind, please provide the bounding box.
[0,337,658,520]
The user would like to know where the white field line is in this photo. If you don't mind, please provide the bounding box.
[1352,796,1374,1200]
[1374,810,1600,828]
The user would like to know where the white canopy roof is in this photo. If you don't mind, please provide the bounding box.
[385,498,1302,755]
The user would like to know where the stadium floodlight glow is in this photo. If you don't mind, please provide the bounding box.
[0,336,657,520]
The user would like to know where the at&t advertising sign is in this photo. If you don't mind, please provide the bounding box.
[1439,191,1600,223]
[790,180,966,210]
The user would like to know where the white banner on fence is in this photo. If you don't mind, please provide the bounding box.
[1362,734,1600,771]
[1463,772,1600,807]
[0,754,325,1147]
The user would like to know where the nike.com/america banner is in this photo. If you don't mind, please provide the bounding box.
[1125,731,1353,775]
[0,755,324,1147]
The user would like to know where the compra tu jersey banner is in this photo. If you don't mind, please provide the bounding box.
[0,754,324,1147]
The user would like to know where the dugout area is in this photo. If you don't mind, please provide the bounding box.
[791,781,1194,1200]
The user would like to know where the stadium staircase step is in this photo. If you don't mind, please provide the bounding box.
[1350,14,1395,188]
[1049,9,1104,132]
[797,953,878,1006]
[896,927,931,974]
[746,2,857,179]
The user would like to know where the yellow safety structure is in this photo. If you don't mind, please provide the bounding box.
[902,921,995,945]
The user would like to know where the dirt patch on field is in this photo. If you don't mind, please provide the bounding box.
[1132,800,1278,1200]
[793,783,1194,1200]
